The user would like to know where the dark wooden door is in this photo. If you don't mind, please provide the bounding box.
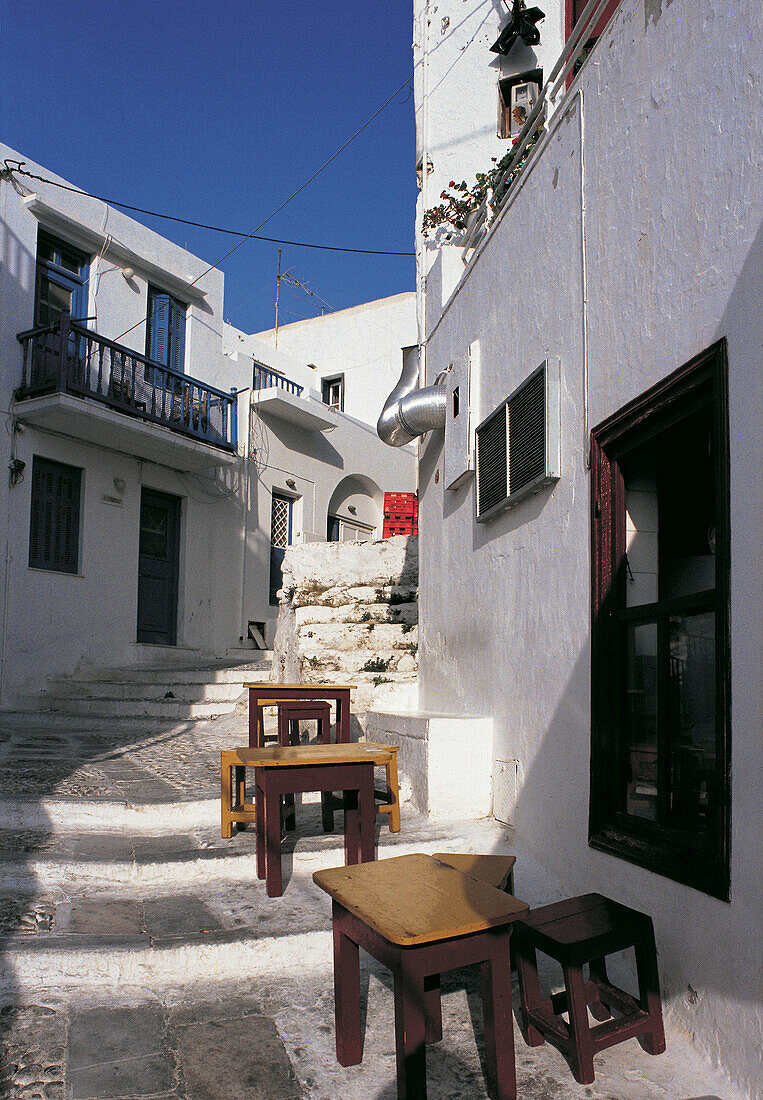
[137,488,181,644]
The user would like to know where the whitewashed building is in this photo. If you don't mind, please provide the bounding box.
[0,144,415,706]
[379,0,761,1093]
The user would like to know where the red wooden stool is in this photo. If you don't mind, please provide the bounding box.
[513,893,665,1085]
[276,700,332,830]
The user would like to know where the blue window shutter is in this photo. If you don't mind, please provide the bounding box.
[148,292,170,365]
[168,298,186,374]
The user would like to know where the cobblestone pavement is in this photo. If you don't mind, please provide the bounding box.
[0,709,747,1100]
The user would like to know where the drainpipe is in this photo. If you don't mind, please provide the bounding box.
[377,352,448,447]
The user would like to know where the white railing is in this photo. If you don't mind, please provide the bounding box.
[460,0,620,257]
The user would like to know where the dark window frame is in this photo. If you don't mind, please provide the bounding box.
[29,456,82,574]
[589,340,731,900]
[34,230,90,328]
[321,374,344,411]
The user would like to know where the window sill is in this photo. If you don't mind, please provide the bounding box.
[589,824,730,902]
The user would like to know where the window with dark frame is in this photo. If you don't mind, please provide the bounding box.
[35,230,90,327]
[29,456,82,574]
[321,375,344,411]
[589,341,730,900]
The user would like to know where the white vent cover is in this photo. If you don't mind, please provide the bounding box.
[475,359,560,522]
[493,759,521,825]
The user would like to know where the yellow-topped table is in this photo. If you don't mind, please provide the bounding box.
[314,853,529,1098]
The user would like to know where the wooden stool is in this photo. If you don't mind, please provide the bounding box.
[276,699,332,747]
[314,853,529,1099]
[432,853,515,894]
[513,893,666,1085]
[277,700,332,830]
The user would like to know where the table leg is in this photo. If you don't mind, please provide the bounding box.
[359,769,375,864]
[221,759,232,839]
[255,773,265,880]
[481,932,517,1100]
[393,954,427,1099]
[333,903,362,1067]
[635,930,666,1055]
[343,788,360,866]
[264,778,283,897]
[337,692,350,743]
[424,974,442,1044]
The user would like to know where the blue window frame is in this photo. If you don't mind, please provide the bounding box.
[146,287,186,374]
[34,230,89,327]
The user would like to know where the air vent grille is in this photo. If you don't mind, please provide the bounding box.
[475,360,560,521]
[476,405,507,516]
[508,367,545,494]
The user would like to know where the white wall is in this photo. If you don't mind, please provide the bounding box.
[251,293,417,430]
[0,148,415,696]
[414,0,762,1093]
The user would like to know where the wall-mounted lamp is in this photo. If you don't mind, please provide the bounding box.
[121,267,135,281]
[113,477,127,494]
[286,478,297,490]
[348,504,357,515]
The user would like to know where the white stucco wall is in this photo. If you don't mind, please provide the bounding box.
[251,293,417,431]
[414,0,762,1093]
[0,150,416,698]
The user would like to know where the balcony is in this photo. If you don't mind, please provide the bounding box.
[15,314,238,471]
[253,362,303,396]
[252,361,336,432]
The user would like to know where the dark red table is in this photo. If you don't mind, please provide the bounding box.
[246,682,354,748]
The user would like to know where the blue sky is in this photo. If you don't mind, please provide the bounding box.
[0,0,417,333]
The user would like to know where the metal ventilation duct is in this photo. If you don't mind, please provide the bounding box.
[377,348,447,447]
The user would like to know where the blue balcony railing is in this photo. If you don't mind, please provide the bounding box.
[16,313,237,451]
[253,362,303,396]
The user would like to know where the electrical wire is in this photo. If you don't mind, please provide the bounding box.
[2,102,415,260]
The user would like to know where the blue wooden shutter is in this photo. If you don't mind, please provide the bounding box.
[148,291,170,365]
[168,298,186,374]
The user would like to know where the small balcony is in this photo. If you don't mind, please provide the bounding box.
[15,314,238,470]
[252,360,336,432]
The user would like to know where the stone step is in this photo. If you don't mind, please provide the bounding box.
[50,680,247,703]
[0,813,517,997]
[25,697,241,719]
[72,660,272,685]
[298,621,416,652]
[294,602,418,627]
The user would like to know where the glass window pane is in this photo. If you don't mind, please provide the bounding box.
[658,407,715,599]
[625,620,658,820]
[668,611,716,829]
[140,504,168,558]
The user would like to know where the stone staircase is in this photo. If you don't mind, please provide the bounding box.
[9,652,273,722]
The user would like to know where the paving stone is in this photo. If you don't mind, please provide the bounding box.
[61,835,134,862]
[67,1005,177,1099]
[0,1003,66,1100]
[173,1012,301,1100]
[142,895,223,938]
[65,899,143,936]
[131,835,199,860]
